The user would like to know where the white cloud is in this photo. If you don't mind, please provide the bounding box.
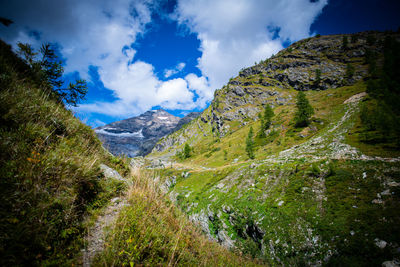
[175,0,328,89]
[164,62,186,78]
[0,0,327,120]
[185,73,212,108]
[156,78,194,109]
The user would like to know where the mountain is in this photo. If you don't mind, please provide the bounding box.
[147,31,400,266]
[95,109,199,157]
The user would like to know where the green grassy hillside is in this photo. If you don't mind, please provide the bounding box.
[0,40,130,265]
[0,40,260,266]
[148,31,400,265]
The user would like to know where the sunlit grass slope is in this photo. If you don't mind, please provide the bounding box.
[0,40,129,265]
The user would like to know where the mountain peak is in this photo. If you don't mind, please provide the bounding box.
[95,109,196,157]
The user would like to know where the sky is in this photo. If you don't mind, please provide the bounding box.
[0,0,399,127]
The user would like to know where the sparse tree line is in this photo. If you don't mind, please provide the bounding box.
[245,91,314,159]
[176,33,400,161]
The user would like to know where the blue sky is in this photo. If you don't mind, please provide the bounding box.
[0,0,399,127]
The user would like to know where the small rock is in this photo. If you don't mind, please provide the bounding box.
[372,199,384,204]
[350,231,355,236]
[381,189,391,196]
[222,205,232,213]
[362,172,367,179]
[130,156,145,168]
[388,181,400,187]
[216,183,224,189]
[382,260,400,267]
[375,238,387,249]
[277,200,284,206]
[99,164,125,182]
[111,197,120,203]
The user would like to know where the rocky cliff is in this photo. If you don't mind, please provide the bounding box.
[95,109,199,157]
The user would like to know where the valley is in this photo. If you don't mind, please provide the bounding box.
[1,30,400,266]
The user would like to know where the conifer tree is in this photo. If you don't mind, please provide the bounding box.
[183,143,191,159]
[294,91,314,127]
[246,127,255,159]
[314,68,321,87]
[342,36,348,50]
[345,63,355,81]
[16,42,87,106]
[258,104,274,137]
[263,104,274,130]
[258,113,266,138]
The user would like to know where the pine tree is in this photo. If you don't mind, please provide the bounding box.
[16,42,87,106]
[258,104,274,137]
[246,127,255,159]
[342,36,348,50]
[258,113,266,138]
[263,104,274,130]
[345,63,355,81]
[183,143,191,159]
[294,91,314,127]
[314,68,321,87]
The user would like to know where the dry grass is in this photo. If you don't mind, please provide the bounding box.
[94,168,263,266]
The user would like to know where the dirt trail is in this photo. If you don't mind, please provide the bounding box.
[82,197,128,267]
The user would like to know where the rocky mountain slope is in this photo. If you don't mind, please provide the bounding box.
[146,31,400,266]
[95,109,199,157]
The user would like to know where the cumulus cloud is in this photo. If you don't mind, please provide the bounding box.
[174,0,328,89]
[0,0,327,120]
[164,62,186,78]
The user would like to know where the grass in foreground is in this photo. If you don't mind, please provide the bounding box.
[94,168,262,266]
[0,40,129,265]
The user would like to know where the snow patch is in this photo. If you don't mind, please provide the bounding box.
[95,128,144,138]
[158,116,169,120]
